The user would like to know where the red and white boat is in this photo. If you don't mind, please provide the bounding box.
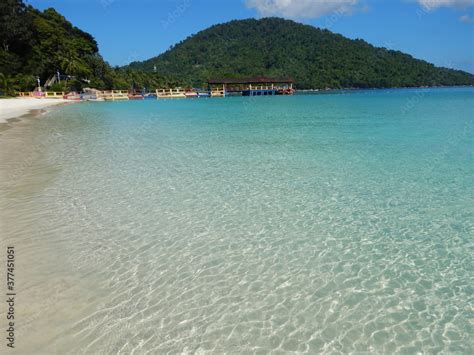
[184,89,198,98]
[63,92,82,100]
[277,88,295,95]
[128,91,144,100]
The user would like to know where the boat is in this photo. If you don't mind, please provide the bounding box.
[81,88,105,101]
[128,93,144,100]
[184,88,210,98]
[63,91,82,100]
[128,90,144,100]
[144,93,157,99]
[184,90,198,98]
[197,91,211,98]
[277,88,295,95]
[85,96,105,102]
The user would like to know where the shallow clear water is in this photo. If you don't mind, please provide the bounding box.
[1,88,473,353]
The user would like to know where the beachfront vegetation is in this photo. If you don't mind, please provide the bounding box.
[128,18,474,89]
[0,0,181,93]
[1,2,473,93]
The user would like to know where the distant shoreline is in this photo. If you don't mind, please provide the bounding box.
[298,84,474,93]
[1,85,471,124]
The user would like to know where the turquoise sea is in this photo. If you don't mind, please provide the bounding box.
[1,88,473,353]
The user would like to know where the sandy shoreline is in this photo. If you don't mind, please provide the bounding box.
[0,98,77,123]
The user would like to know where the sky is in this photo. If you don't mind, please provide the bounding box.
[27,0,474,73]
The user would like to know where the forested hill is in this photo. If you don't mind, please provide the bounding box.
[0,0,181,92]
[0,0,105,88]
[128,17,474,89]
[1,2,473,92]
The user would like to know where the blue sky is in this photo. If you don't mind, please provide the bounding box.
[27,0,474,73]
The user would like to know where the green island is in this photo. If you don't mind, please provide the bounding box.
[1,0,474,94]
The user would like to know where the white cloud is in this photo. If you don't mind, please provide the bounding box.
[245,0,361,19]
[459,14,474,22]
[417,0,474,11]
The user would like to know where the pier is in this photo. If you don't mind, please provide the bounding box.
[155,77,294,99]
[15,77,295,101]
[156,88,187,98]
[101,90,129,101]
[208,77,294,96]
[17,91,66,98]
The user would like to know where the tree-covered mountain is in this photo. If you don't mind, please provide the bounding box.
[0,0,180,93]
[1,0,103,90]
[128,17,474,89]
[1,2,473,93]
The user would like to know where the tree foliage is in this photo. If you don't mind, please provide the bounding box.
[0,0,178,92]
[1,3,473,92]
[128,17,474,89]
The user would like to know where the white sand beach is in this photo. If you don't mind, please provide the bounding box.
[0,98,75,123]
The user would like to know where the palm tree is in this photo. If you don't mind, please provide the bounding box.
[59,50,90,90]
[0,73,16,96]
[60,50,80,74]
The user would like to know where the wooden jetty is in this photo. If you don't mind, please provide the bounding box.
[44,92,66,98]
[209,85,226,97]
[156,88,187,99]
[207,77,294,96]
[17,91,65,98]
[101,90,129,101]
[155,77,294,99]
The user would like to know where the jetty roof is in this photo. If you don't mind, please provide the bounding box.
[208,77,293,85]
